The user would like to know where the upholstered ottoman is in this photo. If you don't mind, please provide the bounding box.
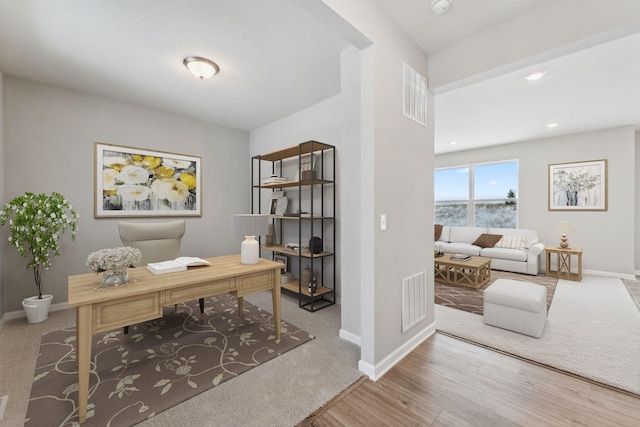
[483,279,547,338]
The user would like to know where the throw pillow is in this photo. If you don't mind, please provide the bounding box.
[434,224,443,241]
[472,233,503,248]
[495,235,527,250]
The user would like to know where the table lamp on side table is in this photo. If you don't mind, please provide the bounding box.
[233,214,269,264]
[553,220,575,249]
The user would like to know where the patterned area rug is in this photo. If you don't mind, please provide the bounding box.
[25,294,313,426]
[435,270,558,315]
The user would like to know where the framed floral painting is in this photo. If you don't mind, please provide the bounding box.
[548,159,607,211]
[94,142,202,217]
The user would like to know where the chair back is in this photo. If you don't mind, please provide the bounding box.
[118,220,185,266]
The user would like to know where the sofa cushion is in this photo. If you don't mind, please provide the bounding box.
[495,235,527,250]
[449,226,486,243]
[438,225,451,242]
[489,228,539,249]
[480,247,528,262]
[435,224,443,241]
[472,233,503,248]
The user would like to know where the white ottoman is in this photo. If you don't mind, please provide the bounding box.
[483,279,547,338]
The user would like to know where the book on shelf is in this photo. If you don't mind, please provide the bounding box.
[147,256,212,275]
[450,253,471,261]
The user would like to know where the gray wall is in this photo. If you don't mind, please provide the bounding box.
[2,77,250,312]
[436,125,636,277]
[0,70,4,320]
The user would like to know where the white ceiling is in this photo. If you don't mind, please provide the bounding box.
[1,0,639,154]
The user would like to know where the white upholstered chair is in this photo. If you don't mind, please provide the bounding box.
[118,220,205,340]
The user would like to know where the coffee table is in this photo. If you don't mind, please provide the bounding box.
[434,254,492,289]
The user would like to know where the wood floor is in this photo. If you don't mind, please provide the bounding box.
[300,333,640,426]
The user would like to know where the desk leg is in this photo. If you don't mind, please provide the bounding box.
[76,305,92,424]
[238,296,244,315]
[273,270,281,339]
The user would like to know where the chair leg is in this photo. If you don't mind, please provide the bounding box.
[198,298,205,323]
[123,326,129,344]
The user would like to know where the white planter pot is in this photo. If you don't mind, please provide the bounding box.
[22,294,53,324]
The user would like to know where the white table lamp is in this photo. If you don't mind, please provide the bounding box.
[233,214,269,264]
[553,221,575,249]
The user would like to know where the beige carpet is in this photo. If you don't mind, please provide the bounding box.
[436,275,640,395]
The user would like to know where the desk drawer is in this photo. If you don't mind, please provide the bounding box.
[164,278,233,305]
[93,293,162,334]
[238,271,273,294]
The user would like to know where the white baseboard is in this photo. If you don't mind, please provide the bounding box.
[339,328,361,346]
[1,301,69,326]
[583,269,636,281]
[358,320,436,381]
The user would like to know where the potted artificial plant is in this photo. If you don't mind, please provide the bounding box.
[0,192,79,323]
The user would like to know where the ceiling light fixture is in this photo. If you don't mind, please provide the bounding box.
[449,140,459,145]
[431,0,451,15]
[546,122,558,128]
[525,70,547,81]
[183,56,219,80]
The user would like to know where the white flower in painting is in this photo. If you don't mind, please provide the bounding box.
[103,156,128,169]
[117,185,151,202]
[118,165,149,185]
[151,178,190,203]
[162,158,192,170]
[102,169,119,190]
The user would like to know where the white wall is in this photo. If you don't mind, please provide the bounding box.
[2,77,250,312]
[436,126,636,277]
[636,130,640,274]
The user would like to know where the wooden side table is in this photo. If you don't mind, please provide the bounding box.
[545,246,582,281]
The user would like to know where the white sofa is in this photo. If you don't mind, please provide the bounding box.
[435,226,545,275]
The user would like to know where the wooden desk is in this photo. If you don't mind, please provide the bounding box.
[545,246,582,281]
[68,255,281,424]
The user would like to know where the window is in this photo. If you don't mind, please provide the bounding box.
[435,161,518,228]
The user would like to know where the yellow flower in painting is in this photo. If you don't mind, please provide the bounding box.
[103,156,128,172]
[180,172,197,190]
[155,166,175,179]
[118,165,149,185]
[151,178,190,203]
[132,154,161,169]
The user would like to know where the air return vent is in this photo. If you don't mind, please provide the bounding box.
[401,271,427,332]
[402,63,428,126]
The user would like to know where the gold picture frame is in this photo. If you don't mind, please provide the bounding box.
[548,159,607,211]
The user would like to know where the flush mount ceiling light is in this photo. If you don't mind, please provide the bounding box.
[525,70,547,81]
[546,122,559,128]
[449,140,459,145]
[183,56,219,80]
[431,0,451,15]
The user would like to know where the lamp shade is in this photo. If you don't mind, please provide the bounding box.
[233,214,269,264]
[553,221,575,235]
[233,214,269,237]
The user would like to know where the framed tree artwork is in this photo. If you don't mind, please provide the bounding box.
[95,142,202,217]
[548,159,607,211]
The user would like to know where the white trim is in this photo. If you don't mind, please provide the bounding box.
[358,321,436,381]
[339,328,361,346]
[583,270,636,281]
[0,395,8,421]
[2,301,69,323]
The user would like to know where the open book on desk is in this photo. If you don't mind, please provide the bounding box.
[147,257,212,275]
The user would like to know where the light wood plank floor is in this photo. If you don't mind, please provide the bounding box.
[301,333,640,426]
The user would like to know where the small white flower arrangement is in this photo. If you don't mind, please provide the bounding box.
[86,247,142,273]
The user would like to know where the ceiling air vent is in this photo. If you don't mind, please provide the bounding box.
[402,63,427,126]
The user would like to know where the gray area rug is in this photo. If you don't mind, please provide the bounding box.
[26,294,313,426]
[436,275,640,395]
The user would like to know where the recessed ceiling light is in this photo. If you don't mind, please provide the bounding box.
[449,140,459,145]
[545,122,558,128]
[183,56,219,80]
[525,70,546,81]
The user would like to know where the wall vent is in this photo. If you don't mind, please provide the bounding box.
[402,62,428,126]
[401,271,427,333]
